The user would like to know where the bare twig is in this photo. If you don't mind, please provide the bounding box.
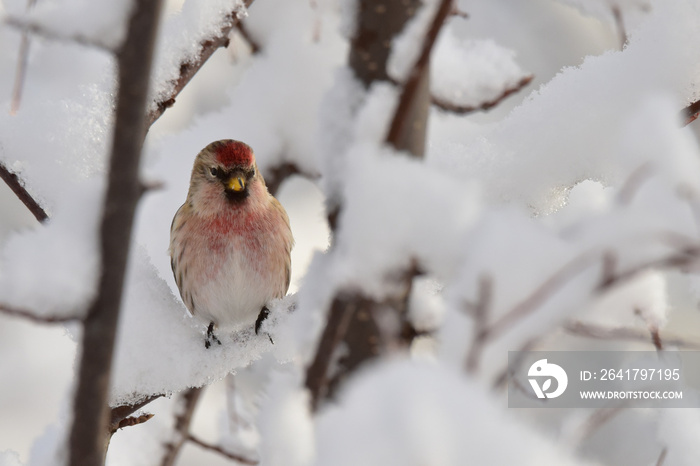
[160,387,204,466]
[616,162,654,206]
[611,5,628,49]
[450,6,469,19]
[234,21,261,54]
[0,161,48,222]
[68,0,163,463]
[9,0,38,115]
[486,252,599,341]
[574,403,627,443]
[464,275,492,373]
[265,162,314,197]
[656,447,668,466]
[186,434,258,465]
[431,75,533,115]
[3,15,114,52]
[0,303,79,324]
[146,0,255,127]
[563,320,700,349]
[386,0,453,154]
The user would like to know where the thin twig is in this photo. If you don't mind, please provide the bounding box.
[186,434,258,465]
[0,161,48,222]
[3,15,114,52]
[431,75,533,115]
[9,0,38,115]
[464,275,492,373]
[235,21,261,54]
[656,447,668,466]
[563,320,700,349]
[115,413,154,431]
[611,5,627,49]
[0,303,79,324]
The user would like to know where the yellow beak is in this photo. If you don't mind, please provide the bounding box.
[227,176,245,192]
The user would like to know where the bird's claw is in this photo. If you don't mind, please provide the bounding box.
[255,307,274,344]
[205,322,222,349]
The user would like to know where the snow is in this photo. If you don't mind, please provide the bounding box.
[3,0,700,464]
[0,451,22,466]
[315,358,597,466]
[431,31,530,108]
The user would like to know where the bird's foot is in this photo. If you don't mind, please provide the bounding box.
[255,307,274,344]
[205,322,222,349]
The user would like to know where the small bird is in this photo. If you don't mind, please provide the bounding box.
[169,140,293,348]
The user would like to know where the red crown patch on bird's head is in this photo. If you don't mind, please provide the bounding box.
[211,140,255,168]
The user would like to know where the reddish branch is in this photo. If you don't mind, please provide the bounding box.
[0,162,48,222]
[146,0,255,127]
[431,75,534,115]
[0,303,79,324]
[386,0,453,153]
[682,99,700,126]
[109,394,163,434]
[186,434,258,465]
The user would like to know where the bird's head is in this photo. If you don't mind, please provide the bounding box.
[188,140,266,210]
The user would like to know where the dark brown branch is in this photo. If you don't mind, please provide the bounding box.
[681,99,700,126]
[235,21,261,54]
[186,434,258,465]
[0,303,79,324]
[160,387,204,466]
[386,0,453,155]
[431,75,533,115]
[68,0,163,464]
[146,0,255,127]
[0,161,48,222]
[305,292,360,412]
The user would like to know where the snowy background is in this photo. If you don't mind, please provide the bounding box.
[2,0,700,465]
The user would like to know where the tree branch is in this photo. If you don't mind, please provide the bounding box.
[0,303,79,324]
[186,434,258,465]
[160,387,203,466]
[386,0,453,155]
[68,0,163,464]
[682,99,700,126]
[146,0,255,128]
[563,320,700,349]
[431,75,533,115]
[2,15,114,52]
[0,161,48,222]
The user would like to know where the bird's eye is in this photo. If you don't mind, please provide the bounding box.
[209,167,219,177]
[249,167,255,177]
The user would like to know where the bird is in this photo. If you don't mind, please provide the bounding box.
[169,140,293,348]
